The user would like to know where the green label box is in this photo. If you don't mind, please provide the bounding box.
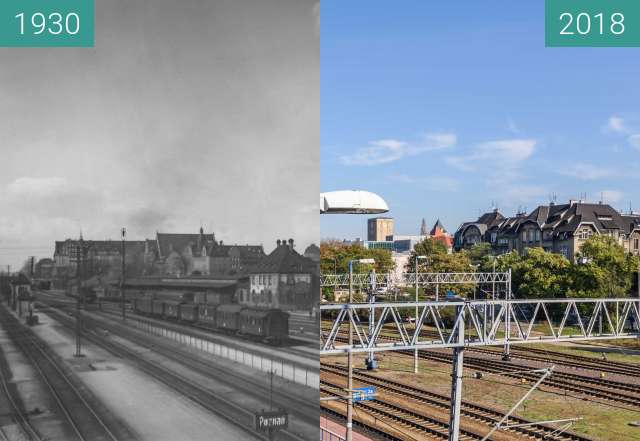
[546,0,640,47]
[0,0,94,47]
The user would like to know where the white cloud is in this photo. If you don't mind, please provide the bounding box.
[445,138,536,172]
[558,163,614,181]
[388,174,460,191]
[340,132,456,166]
[597,190,624,204]
[603,115,630,134]
[628,134,640,151]
[476,139,536,162]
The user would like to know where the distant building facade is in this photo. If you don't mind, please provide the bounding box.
[454,201,640,261]
[53,238,146,279]
[367,217,394,241]
[143,228,265,277]
[245,239,317,311]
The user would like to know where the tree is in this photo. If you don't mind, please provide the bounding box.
[405,238,476,297]
[479,249,572,300]
[467,242,493,266]
[405,238,448,273]
[319,241,395,274]
[571,235,639,298]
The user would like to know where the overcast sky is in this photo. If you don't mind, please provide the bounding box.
[0,0,319,269]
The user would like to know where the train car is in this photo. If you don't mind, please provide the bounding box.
[179,303,198,323]
[239,308,289,344]
[134,298,154,315]
[215,304,245,333]
[152,299,165,317]
[197,303,217,329]
[164,300,181,320]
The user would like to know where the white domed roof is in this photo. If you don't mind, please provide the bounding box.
[320,190,389,214]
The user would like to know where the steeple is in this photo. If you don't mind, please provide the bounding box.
[420,218,427,236]
[430,219,446,236]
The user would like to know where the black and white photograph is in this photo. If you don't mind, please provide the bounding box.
[0,1,319,440]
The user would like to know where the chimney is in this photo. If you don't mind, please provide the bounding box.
[277,239,281,246]
[288,238,294,249]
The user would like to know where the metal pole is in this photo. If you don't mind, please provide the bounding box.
[75,241,83,357]
[448,302,465,441]
[414,256,418,374]
[367,269,376,370]
[481,366,555,441]
[502,268,511,361]
[346,261,353,441]
[121,227,126,321]
[492,259,496,328]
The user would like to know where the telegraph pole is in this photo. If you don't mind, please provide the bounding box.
[74,237,84,357]
[121,227,126,321]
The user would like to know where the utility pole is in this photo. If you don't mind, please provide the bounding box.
[414,255,427,374]
[448,300,465,441]
[269,370,274,441]
[366,268,377,370]
[346,261,354,441]
[121,227,126,321]
[74,238,84,357]
[502,268,512,361]
[345,258,374,440]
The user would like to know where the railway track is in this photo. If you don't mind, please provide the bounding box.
[415,350,640,408]
[329,331,640,409]
[0,351,42,441]
[321,381,483,441]
[0,305,132,441]
[470,346,640,377]
[35,300,313,441]
[321,363,593,441]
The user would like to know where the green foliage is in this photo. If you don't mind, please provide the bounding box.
[571,235,639,298]
[479,236,638,299]
[320,241,395,275]
[405,237,476,297]
[494,248,573,299]
[467,242,493,266]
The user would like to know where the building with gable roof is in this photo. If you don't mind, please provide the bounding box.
[143,228,265,277]
[454,200,640,261]
[245,238,317,310]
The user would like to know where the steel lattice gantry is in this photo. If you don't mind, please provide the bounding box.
[320,298,640,354]
[320,271,511,288]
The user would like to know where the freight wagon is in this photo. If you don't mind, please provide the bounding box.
[132,300,290,345]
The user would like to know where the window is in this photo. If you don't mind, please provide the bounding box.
[491,232,497,243]
[521,231,527,241]
[535,230,541,241]
[635,238,639,250]
[559,245,569,258]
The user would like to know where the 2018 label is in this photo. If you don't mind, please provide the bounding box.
[559,12,624,36]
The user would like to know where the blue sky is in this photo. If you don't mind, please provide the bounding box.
[321,1,640,241]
